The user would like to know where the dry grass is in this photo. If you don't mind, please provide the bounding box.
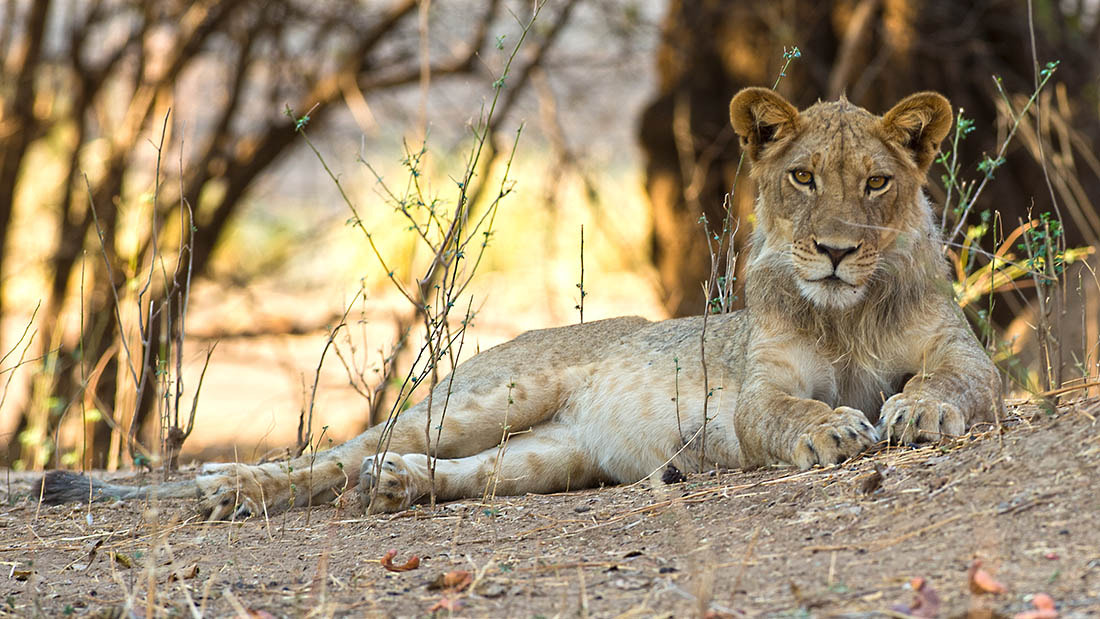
[3,397,1099,616]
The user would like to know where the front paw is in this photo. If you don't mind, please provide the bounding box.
[790,406,879,469]
[877,394,965,444]
[358,453,427,514]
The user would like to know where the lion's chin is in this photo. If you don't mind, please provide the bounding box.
[797,277,868,310]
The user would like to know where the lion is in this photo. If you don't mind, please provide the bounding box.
[38,88,1001,519]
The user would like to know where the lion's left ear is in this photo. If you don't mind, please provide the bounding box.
[880,92,952,171]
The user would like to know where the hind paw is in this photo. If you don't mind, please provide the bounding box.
[197,484,260,521]
[358,453,427,514]
[194,465,282,522]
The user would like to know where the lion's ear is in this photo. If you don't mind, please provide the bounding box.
[729,88,801,161]
[880,92,952,171]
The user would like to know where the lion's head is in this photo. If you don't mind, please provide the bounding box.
[729,88,952,310]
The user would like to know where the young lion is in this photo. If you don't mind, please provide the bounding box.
[39,89,1000,519]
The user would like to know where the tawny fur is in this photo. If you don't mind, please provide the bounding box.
[38,89,1001,519]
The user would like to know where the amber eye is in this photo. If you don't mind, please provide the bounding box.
[866,175,889,191]
[791,170,814,186]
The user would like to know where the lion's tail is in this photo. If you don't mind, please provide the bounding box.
[34,470,200,505]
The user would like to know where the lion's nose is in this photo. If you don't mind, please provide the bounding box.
[813,240,859,269]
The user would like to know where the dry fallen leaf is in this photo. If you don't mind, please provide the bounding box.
[1033,594,1056,611]
[968,559,1007,594]
[153,562,199,582]
[860,469,884,494]
[1014,592,1058,619]
[428,570,472,592]
[380,549,420,572]
[427,597,463,612]
[164,563,200,582]
[890,576,941,618]
[11,569,33,581]
[68,537,106,571]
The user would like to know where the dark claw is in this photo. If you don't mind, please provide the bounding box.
[233,504,252,519]
[805,439,818,463]
[847,428,858,440]
[914,412,924,428]
[831,431,842,447]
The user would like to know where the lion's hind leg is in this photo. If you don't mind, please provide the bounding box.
[196,365,572,519]
[195,457,353,521]
[359,423,604,513]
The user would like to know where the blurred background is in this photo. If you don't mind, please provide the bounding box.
[1,0,1097,473]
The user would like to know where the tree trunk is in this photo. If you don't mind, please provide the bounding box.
[0,0,50,348]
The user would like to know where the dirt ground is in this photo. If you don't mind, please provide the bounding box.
[2,398,1098,618]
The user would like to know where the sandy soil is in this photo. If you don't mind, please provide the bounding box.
[2,398,1099,618]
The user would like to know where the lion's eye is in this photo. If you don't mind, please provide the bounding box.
[791,170,814,186]
[866,175,889,192]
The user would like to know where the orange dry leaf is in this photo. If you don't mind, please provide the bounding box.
[442,570,472,592]
[428,597,463,612]
[380,549,421,572]
[910,577,941,618]
[968,559,1007,594]
[427,569,473,592]
[1014,593,1058,619]
[890,577,941,618]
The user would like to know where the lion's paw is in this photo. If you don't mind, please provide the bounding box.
[358,453,428,514]
[194,465,269,522]
[877,394,965,444]
[790,406,879,469]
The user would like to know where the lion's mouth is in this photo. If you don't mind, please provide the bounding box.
[797,271,869,309]
[809,274,849,284]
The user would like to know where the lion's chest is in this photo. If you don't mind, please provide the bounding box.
[817,362,905,423]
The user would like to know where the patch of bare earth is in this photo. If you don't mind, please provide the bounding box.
[2,399,1099,617]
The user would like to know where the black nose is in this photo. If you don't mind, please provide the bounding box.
[813,240,859,269]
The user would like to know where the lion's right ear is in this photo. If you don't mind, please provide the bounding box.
[729,88,801,161]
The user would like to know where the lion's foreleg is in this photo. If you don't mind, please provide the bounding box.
[735,341,878,469]
[879,330,1001,443]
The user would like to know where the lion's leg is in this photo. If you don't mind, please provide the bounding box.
[359,423,603,513]
[198,372,566,520]
[735,335,880,469]
[196,454,356,521]
[878,329,1002,444]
